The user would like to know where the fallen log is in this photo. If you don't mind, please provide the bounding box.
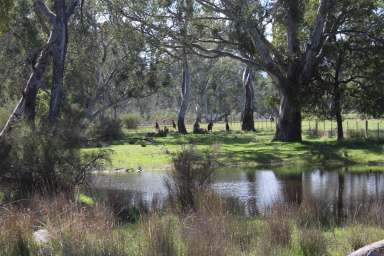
[348,240,384,256]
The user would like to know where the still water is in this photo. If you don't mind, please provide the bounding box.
[91,167,384,216]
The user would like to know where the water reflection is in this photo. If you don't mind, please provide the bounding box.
[91,167,384,217]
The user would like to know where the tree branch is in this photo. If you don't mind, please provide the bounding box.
[34,0,56,24]
[302,0,335,81]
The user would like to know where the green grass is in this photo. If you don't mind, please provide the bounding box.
[82,121,384,171]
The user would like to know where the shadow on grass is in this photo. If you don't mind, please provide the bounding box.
[90,130,383,167]
[301,139,384,165]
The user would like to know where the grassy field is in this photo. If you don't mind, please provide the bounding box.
[83,120,384,172]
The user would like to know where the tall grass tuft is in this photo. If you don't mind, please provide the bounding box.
[299,228,327,256]
[143,214,182,256]
[165,146,217,212]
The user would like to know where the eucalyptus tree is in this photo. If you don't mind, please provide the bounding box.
[189,57,244,124]
[187,0,378,142]
[304,1,384,141]
[66,1,167,124]
[102,0,196,133]
[0,0,80,138]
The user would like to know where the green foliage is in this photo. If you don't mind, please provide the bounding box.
[0,123,108,194]
[0,0,14,35]
[77,193,95,206]
[92,117,123,143]
[35,89,50,120]
[122,113,141,129]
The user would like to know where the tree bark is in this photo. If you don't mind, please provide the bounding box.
[178,60,191,134]
[274,88,302,142]
[48,0,73,124]
[334,84,344,142]
[333,49,344,142]
[241,66,256,131]
[0,0,78,138]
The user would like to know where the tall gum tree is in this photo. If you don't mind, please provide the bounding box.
[0,0,79,138]
[190,0,340,142]
[103,0,196,134]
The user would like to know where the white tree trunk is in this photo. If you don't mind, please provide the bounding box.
[177,60,191,134]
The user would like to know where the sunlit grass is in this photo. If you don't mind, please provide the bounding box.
[82,120,384,171]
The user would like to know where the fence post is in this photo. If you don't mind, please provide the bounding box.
[365,120,368,139]
[378,123,380,139]
[315,120,319,135]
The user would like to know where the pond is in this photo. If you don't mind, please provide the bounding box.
[91,166,384,217]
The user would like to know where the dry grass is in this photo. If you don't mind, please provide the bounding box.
[0,194,126,256]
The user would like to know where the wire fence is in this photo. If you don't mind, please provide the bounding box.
[134,118,384,140]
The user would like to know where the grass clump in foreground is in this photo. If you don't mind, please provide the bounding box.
[2,147,384,255]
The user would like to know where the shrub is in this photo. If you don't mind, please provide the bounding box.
[164,146,217,212]
[299,228,327,256]
[122,113,141,129]
[0,124,108,195]
[92,117,123,142]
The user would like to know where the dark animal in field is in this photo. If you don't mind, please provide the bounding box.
[172,120,177,130]
[207,121,213,132]
[193,120,207,134]
[225,117,230,132]
[270,116,275,122]
[157,128,168,137]
[146,126,168,137]
[155,121,160,130]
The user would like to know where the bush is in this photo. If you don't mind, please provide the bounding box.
[165,146,217,212]
[92,117,123,142]
[0,123,108,195]
[122,113,141,129]
[299,228,327,256]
